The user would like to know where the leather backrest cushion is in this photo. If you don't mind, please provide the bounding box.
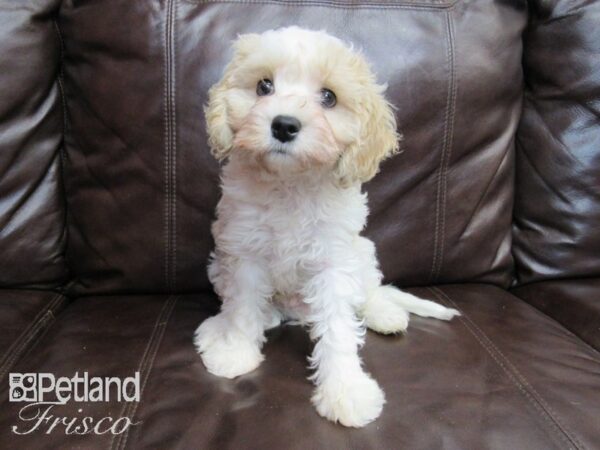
[0,0,67,288]
[59,0,526,295]
[513,0,600,285]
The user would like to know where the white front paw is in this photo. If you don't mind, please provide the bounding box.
[312,371,385,428]
[194,316,263,379]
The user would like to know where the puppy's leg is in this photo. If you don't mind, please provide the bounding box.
[304,269,385,428]
[194,258,277,379]
[354,237,459,335]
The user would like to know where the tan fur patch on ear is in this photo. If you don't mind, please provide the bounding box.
[205,34,262,161]
[336,84,400,186]
[205,80,233,161]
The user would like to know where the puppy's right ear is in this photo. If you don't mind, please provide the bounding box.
[205,79,233,161]
[205,33,261,161]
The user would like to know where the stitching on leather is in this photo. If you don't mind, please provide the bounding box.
[181,0,458,10]
[163,0,177,292]
[0,295,63,379]
[429,10,456,283]
[429,287,586,450]
[110,295,179,450]
[428,13,447,282]
[435,12,457,281]
[0,313,54,379]
[171,0,178,292]
[0,294,65,380]
[117,296,178,450]
[0,294,64,377]
[163,0,170,291]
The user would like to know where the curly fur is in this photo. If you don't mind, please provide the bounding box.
[194,27,459,428]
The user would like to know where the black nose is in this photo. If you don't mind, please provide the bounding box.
[271,115,301,143]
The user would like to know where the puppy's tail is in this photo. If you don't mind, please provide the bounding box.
[360,285,460,335]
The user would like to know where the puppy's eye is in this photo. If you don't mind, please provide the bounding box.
[320,88,337,108]
[256,79,274,96]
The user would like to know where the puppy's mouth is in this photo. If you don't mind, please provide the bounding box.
[269,145,292,156]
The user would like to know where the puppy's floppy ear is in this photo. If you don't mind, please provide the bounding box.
[335,83,400,186]
[205,79,233,161]
[204,33,261,161]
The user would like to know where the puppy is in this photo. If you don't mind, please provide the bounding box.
[194,27,459,428]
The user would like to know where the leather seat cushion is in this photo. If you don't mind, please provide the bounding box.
[513,278,600,352]
[0,285,598,449]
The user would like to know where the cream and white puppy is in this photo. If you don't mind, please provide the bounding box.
[194,27,459,428]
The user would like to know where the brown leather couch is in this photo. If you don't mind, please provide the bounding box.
[0,0,599,448]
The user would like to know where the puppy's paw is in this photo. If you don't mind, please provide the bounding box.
[312,371,385,428]
[194,316,263,379]
[361,296,409,335]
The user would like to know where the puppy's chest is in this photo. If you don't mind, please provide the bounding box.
[235,193,331,290]
[260,202,326,289]
[217,181,367,292]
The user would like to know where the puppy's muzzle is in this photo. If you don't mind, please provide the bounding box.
[271,115,301,143]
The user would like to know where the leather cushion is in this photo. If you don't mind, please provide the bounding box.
[513,278,600,352]
[1,285,598,448]
[0,0,67,288]
[58,0,525,294]
[513,0,600,284]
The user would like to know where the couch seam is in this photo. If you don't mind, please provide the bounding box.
[437,11,457,280]
[163,0,169,291]
[429,9,456,283]
[456,145,511,240]
[163,0,170,291]
[429,287,586,450]
[109,295,179,450]
[53,20,68,140]
[181,0,457,10]
[171,0,178,292]
[0,312,54,379]
[53,17,72,287]
[0,294,64,378]
[163,0,177,292]
[0,294,66,380]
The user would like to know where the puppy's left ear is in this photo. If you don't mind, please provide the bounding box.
[335,84,400,186]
